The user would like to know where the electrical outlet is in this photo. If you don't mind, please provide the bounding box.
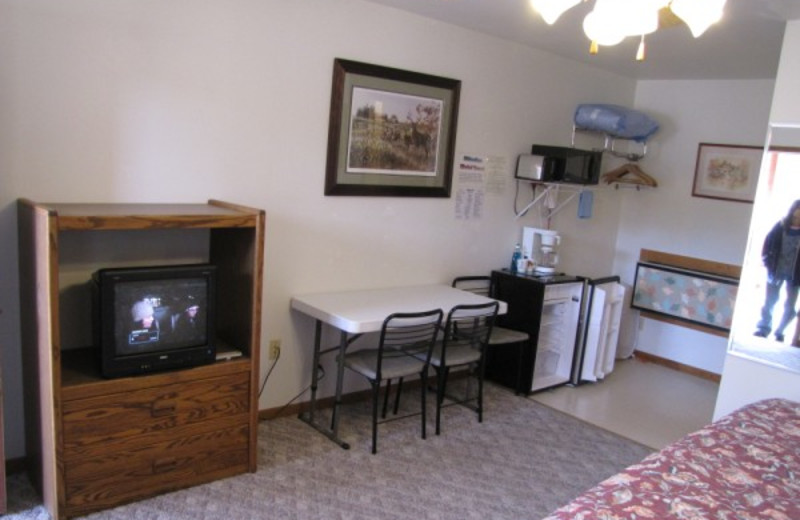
[268,339,281,360]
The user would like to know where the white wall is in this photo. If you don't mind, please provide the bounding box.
[0,0,635,458]
[714,353,800,420]
[771,19,800,124]
[715,19,800,419]
[609,79,774,373]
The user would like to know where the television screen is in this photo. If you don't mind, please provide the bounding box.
[115,277,209,356]
[94,264,217,378]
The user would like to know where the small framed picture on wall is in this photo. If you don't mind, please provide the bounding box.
[691,142,762,203]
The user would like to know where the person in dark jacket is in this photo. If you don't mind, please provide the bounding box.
[755,199,800,341]
[172,302,202,343]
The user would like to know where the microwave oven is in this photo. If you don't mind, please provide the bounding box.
[515,145,602,185]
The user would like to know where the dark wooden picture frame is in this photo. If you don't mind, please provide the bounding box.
[691,142,762,203]
[324,58,461,197]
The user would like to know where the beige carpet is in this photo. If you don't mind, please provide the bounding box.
[5,382,653,520]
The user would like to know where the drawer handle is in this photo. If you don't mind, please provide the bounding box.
[151,400,177,418]
[152,457,178,474]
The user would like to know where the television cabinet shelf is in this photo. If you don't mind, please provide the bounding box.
[17,199,265,519]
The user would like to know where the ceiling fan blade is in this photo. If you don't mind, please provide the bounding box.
[658,6,684,29]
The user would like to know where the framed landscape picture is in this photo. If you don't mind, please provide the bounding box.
[324,58,461,197]
[691,143,762,203]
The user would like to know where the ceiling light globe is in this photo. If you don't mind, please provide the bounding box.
[583,10,626,46]
[670,0,727,38]
[530,0,582,25]
[619,1,660,36]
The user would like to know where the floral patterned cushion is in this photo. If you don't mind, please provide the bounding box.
[543,398,800,520]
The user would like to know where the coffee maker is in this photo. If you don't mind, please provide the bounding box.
[522,227,561,274]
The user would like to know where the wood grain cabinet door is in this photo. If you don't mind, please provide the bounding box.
[60,372,251,517]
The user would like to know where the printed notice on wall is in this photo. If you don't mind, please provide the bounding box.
[484,155,508,195]
[454,154,508,219]
[455,155,486,220]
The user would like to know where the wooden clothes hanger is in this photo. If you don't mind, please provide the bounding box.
[601,162,658,187]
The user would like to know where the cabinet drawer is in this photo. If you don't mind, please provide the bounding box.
[63,423,249,516]
[62,372,250,450]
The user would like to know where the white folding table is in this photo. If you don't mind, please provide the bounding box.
[290,284,507,448]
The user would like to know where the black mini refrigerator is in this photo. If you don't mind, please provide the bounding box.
[486,270,586,395]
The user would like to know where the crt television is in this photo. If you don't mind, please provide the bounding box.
[93,264,217,378]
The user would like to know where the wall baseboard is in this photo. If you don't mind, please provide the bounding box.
[633,350,721,383]
[259,384,406,421]
[257,357,720,422]
[259,377,440,421]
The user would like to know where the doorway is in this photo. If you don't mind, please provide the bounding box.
[730,124,800,372]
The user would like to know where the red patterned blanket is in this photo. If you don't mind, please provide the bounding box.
[543,398,800,519]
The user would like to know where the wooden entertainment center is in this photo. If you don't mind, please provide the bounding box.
[17,200,265,519]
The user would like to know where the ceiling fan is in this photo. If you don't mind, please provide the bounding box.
[530,0,727,60]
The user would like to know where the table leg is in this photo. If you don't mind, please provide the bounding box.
[298,322,351,449]
[307,320,322,423]
[330,330,348,443]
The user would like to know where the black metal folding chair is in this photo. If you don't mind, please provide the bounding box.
[342,309,443,453]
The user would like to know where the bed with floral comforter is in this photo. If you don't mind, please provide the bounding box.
[543,398,800,520]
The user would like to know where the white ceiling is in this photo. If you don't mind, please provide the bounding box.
[360,0,800,80]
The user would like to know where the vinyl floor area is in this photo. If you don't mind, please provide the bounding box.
[530,356,720,450]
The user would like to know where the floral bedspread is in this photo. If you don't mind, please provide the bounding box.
[543,398,800,520]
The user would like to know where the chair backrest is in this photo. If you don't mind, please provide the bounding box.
[441,302,499,366]
[376,309,444,378]
[452,276,492,297]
